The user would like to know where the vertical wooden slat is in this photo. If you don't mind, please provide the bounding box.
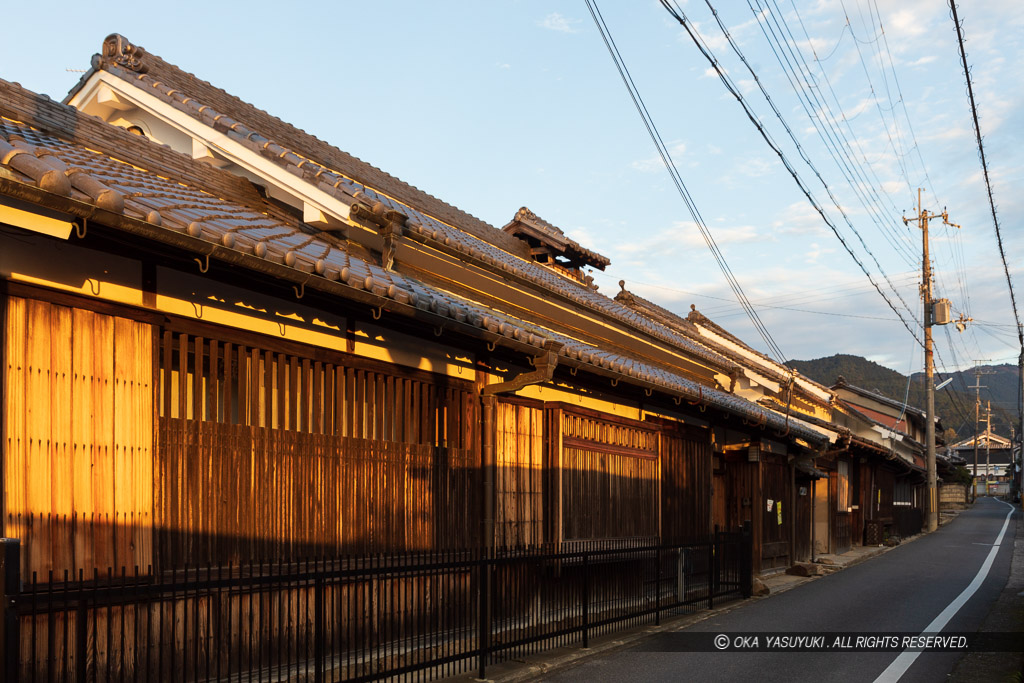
[351,369,362,441]
[289,356,299,433]
[250,347,260,428]
[50,305,74,573]
[112,317,132,571]
[376,374,386,442]
[92,311,115,570]
[312,361,322,435]
[335,365,345,437]
[277,353,287,432]
[23,301,54,574]
[71,308,97,571]
[263,350,274,430]
[3,296,25,549]
[208,339,219,423]
[161,330,172,419]
[177,333,187,423]
[223,342,233,424]
[193,336,204,423]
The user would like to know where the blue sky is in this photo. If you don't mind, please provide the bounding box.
[3,1,1022,377]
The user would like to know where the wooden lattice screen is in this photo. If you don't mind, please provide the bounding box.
[557,407,659,542]
[155,329,479,563]
[658,422,711,543]
[494,399,544,547]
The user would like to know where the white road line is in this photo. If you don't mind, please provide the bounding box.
[873,498,1016,683]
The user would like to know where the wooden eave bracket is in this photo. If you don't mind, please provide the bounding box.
[482,340,564,396]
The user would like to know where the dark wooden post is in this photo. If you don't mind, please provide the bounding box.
[582,550,590,649]
[708,534,715,610]
[740,521,753,599]
[477,395,496,680]
[1,538,20,683]
[314,563,325,683]
[654,546,662,626]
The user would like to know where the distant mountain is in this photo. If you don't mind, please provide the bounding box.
[788,354,1019,440]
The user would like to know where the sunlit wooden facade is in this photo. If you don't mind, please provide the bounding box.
[1,35,841,585]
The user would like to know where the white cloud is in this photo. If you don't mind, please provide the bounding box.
[539,13,581,34]
[804,242,835,264]
[738,157,778,177]
[630,142,686,172]
[772,202,828,237]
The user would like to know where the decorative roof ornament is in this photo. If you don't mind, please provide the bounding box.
[501,206,610,276]
[102,34,149,73]
[615,280,635,304]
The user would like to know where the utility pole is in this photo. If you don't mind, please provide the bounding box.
[904,189,960,533]
[984,401,992,496]
[969,363,994,502]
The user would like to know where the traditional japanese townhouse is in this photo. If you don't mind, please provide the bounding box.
[613,286,841,570]
[830,378,933,544]
[0,35,834,592]
[950,429,1014,495]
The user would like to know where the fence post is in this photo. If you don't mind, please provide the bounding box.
[314,565,325,683]
[75,576,86,683]
[654,546,661,626]
[477,549,491,680]
[1,538,20,683]
[741,521,753,599]
[581,551,589,649]
[707,536,716,610]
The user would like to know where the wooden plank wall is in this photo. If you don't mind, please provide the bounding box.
[3,297,153,578]
[659,427,711,544]
[494,400,543,548]
[155,330,478,564]
[558,408,659,542]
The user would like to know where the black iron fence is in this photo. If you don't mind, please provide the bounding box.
[1,529,751,682]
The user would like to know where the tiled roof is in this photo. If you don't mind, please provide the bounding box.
[0,82,828,446]
[68,35,527,257]
[756,397,846,439]
[832,377,928,422]
[69,36,742,376]
[616,284,834,407]
[835,400,925,453]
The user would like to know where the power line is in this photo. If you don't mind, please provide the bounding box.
[658,0,923,346]
[948,0,1022,348]
[584,0,788,362]
[697,0,921,317]
[840,0,915,199]
[763,0,920,270]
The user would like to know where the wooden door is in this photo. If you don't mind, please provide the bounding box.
[760,458,791,571]
[793,478,812,562]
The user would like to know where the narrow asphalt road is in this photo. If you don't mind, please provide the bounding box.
[544,497,1019,683]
